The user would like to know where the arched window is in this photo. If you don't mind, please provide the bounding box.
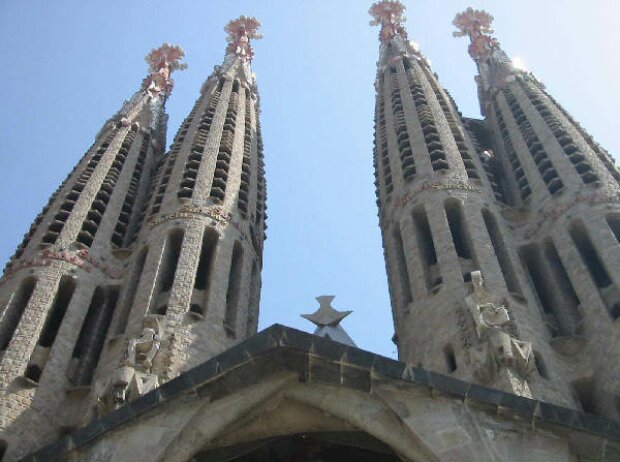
[606,213,620,243]
[69,286,119,385]
[26,276,76,383]
[543,240,582,334]
[412,206,440,291]
[246,261,260,338]
[444,344,457,373]
[0,277,36,350]
[569,221,611,288]
[482,209,521,295]
[115,246,148,334]
[224,242,244,338]
[519,244,561,337]
[534,351,549,379]
[445,199,474,260]
[160,229,184,294]
[195,229,218,292]
[393,225,412,306]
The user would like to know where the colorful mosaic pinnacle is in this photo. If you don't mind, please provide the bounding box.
[142,43,187,98]
[453,7,499,61]
[225,16,262,62]
[369,0,408,43]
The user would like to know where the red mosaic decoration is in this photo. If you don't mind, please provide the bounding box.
[369,0,408,44]
[142,43,187,98]
[225,16,262,62]
[453,7,499,61]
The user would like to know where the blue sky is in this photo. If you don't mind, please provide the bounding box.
[1,1,618,358]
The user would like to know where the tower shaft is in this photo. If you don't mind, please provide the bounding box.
[371,1,578,407]
[88,17,267,422]
[0,44,184,459]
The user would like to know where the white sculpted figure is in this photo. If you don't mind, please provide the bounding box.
[466,271,534,388]
[468,270,510,338]
[126,327,160,370]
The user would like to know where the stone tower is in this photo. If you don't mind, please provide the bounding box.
[0,44,185,457]
[87,15,267,416]
[452,7,620,418]
[370,0,620,418]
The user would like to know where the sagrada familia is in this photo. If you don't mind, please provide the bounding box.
[1,1,619,460]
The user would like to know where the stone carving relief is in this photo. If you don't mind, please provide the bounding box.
[0,249,123,284]
[394,180,480,209]
[149,204,232,229]
[148,204,249,242]
[466,270,535,397]
[94,316,164,415]
[523,191,619,239]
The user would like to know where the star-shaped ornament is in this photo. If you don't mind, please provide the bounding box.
[302,295,352,327]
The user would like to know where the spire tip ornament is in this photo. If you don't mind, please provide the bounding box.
[453,7,499,61]
[143,43,187,98]
[369,0,408,43]
[225,16,262,62]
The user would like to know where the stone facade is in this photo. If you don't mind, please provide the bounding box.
[0,18,267,460]
[1,3,620,461]
[372,1,620,421]
[18,326,620,462]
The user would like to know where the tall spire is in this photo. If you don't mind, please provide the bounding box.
[452,8,514,114]
[84,16,268,423]
[0,43,185,459]
[369,0,407,44]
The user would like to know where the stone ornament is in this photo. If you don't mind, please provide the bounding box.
[225,16,262,62]
[466,271,534,396]
[301,296,356,347]
[369,0,408,44]
[94,316,164,414]
[127,327,160,370]
[142,43,187,98]
[452,7,499,61]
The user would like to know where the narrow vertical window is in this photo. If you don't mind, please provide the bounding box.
[445,199,473,260]
[246,261,259,338]
[543,240,582,334]
[0,277,36,350]
[115,246,148,334]
[606,213,620,244]
[569,221,611,288]
[26,276,76,383]
[573,378,597,414]
[393,225,412,306]
[482,209,521,295]
[68,286,119,385]
[160,229,184,293]
[519,244,562,337]
[224,242,243,338]
[444,344,457,373]
[195,229,218,291]
[412,206,440,291]
[534,351,549,379]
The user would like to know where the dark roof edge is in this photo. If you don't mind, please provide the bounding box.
[22,324,620,461]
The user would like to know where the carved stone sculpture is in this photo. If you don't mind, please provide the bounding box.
[466,271,534,396]
[94,316,164,415]
[127,327,160,370]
